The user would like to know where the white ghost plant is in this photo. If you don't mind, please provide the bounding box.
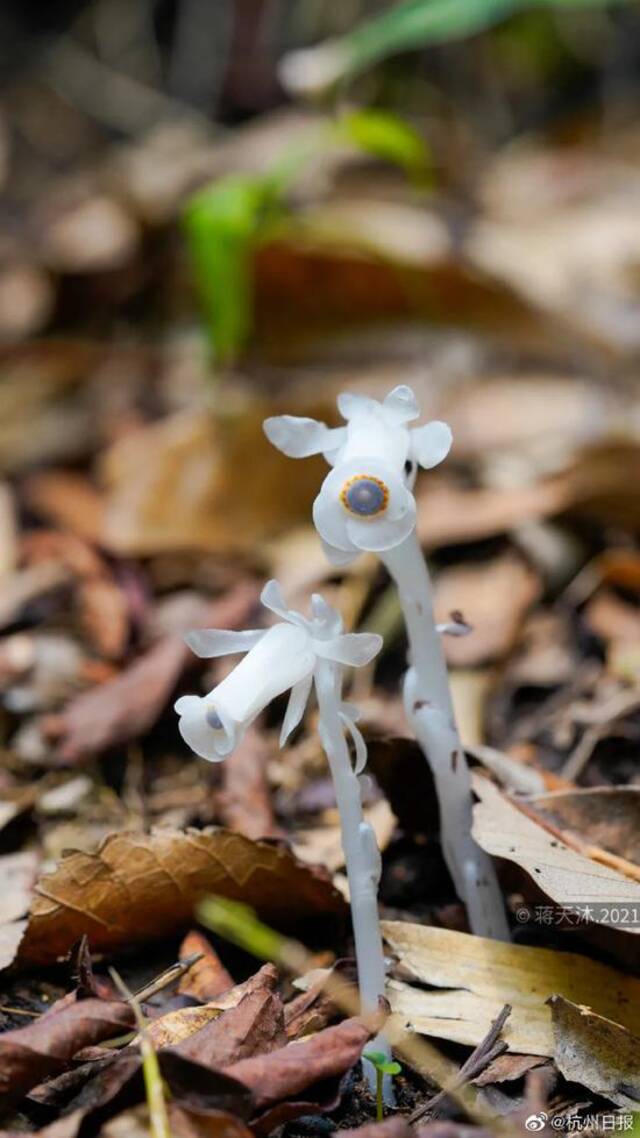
[265,385,509,942]
[176,580,392,1077]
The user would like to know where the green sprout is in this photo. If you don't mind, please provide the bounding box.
[183,109,430,366]
[363,1049,402,1121]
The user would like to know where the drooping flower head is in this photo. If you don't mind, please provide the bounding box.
[264,385,452,563]
[175,580,381,762]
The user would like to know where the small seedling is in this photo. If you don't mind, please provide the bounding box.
[363,1050,402,1120]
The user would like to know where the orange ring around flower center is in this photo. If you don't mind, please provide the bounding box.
[340,474,389,519]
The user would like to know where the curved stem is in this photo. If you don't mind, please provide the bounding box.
[380,532,509,941]
[314,658,391,1093]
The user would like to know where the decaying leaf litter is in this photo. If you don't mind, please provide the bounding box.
[2,3,640,1136]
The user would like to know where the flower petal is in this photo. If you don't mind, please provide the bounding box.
[346,494,416,551]
[260,580,306,627]
[320,538,358,567]
[280,673,313,745]
[410,420,452,469]
[176,696,236,761]
[315,631,383,667]
[184,629,265,658]
[311,593,343,635]
[339,703,368,775]
[337,391,379,421]
[382,385,419,423]
[263,415,337,458]
[313,486,353,551]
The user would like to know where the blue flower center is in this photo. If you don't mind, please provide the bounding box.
[342,475,388,517]
[206,708,223,730]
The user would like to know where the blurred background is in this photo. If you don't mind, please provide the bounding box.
[1,0,640,815]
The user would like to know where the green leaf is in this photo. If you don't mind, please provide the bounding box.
[280,0,634,90]
[336,109,430,183]
[364,1050,389,1068]
[364,1050,402,1075]
[198,895,288,961]
[183,175,284,365]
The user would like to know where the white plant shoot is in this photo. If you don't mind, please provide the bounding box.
[175,579,392,1080]
[264,385,509,941]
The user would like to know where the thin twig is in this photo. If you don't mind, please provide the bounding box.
[133,951,204,1004]
[409,1004,512,1123]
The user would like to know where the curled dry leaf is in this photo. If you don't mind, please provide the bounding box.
[471,776,640,936]
[549,995,640,1110]
[175,969,286,1067]
[382,922,640,1056]
[16,827,346,966]
[0,997,134,1105]
[224,1014,373,1110]
[178,930,235,1001]
[147,963,283,1057]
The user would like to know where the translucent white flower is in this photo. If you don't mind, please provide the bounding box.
[175,580,381,762]
[264,384,452,474]
[313,455,416,561]
[264,385,452,563]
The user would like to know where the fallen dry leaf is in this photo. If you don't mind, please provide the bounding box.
[22,470,106,546]
[176,967,285,1067]
[434,553,541,667]
[524,787,640,874]
[0,996,134,1104]
[415,474,570,549]
[382,922,640,1056]
[16,827,346,966]
[43,583,257,763]
[549,994,640,1110]
[100,405,326,555]
[472,1053,547,1087]
[471,776,640,935]
[217,726,283,841]
[224,1014,373,1109]
[178,930,234,1002]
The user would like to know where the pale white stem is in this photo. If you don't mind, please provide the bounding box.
[314,658,392,1095]
[380,533,509,941]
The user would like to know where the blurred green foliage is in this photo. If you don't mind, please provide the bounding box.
[184,110,430,364]
[303,0,633,84]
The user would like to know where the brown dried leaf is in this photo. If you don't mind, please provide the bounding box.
[217,727,283,841]
[43,584,257,764]
[471,776,640,935]
[176,969,286,1067]
[101,406,325,556]
[17,828,346,966]
[383,921,640,1055]
[549,995,640,1110]
[434,553,541,667]
[472,1054,547,1087]
[525,787,640,870]
[0,997,134,1104]
[22,471,105,546]
[178,931,234,1002]
[224,1014,373,1109]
